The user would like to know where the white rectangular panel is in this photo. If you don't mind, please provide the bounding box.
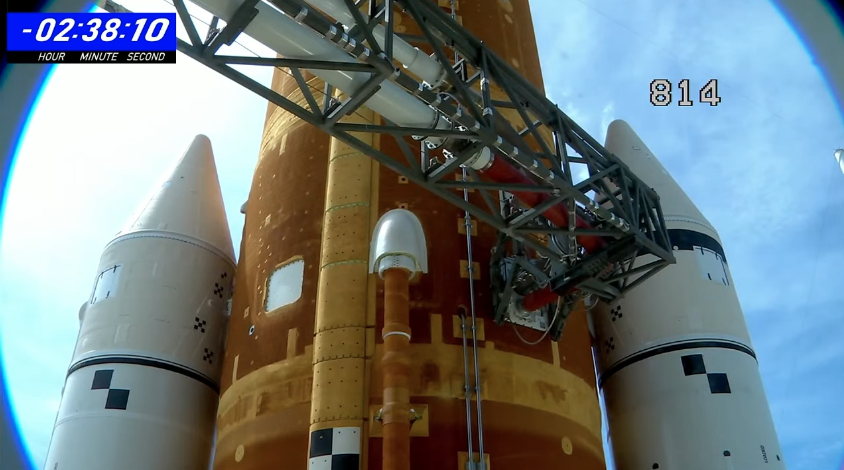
[91,264,123,304]
[331,427,360,454]
[266,259,305,311]
[694,247,729,286]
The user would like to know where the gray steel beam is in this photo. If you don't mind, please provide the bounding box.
[204,0,259,55]
[162,0,677,302]
[214,55,377,72]
[173,0,202,47]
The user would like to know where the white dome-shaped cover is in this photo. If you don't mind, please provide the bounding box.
[116,134,235,264]
[369,209,428,278]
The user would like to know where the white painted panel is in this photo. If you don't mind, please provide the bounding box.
[695,246,730,286]
[308,457,331,470]
[266,259,305,311]
[91,264,122,305]
[332,427,361,454]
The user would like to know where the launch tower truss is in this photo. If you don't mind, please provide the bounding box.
[106,0,676,325]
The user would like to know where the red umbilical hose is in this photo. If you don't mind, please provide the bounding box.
[478,155,608,311]
[482,157,606,253]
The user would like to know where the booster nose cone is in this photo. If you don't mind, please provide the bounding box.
[119,134,235,263]
[596,119,784,470]
[605,119,710,227]
[44,134,237,470]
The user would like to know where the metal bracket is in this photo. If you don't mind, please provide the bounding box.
[410,408,422,424]
[204,0,260,55]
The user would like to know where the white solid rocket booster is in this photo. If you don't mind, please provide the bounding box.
[44,135,236,470]
[593,120,785,470]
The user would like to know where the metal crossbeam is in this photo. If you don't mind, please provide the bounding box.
[104,0,676,304]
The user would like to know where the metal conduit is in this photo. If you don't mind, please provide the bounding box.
[462,183,486,469]
[451,2,485,467]
[459,308,475,470]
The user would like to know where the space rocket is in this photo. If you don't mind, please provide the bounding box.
[594,120,785,469]
[41,0,786,469]
[44,135,235,470]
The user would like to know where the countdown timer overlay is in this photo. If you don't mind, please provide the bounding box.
[7,12,177,63]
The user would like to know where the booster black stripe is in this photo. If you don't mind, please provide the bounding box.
[668,228,727,262]
[638,228,727,263]
[598,339,756,388]
[68,355,219,394]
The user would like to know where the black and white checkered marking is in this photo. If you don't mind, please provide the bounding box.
[194,317,207,333]
[681,354,731,394]
[90,369,130,410]
[213,282,225,299]
[203,348,214,364]
[603,337,615,354]
[221,272,234,294]
[610,305,623,322]
[308,427,360,470]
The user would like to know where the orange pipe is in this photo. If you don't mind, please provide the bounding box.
[382,268,412,470]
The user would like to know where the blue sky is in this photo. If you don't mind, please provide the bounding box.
[529,0,844,468]
[1,0,842,469]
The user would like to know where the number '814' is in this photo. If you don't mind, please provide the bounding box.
[650,79,721,106]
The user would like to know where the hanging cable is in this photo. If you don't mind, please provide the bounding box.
[461,185,486,470]
[511,296,562,346]
[458,307,475,470]
[512,290,597,346]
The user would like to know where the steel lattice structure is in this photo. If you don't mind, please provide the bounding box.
[106,0,676,307]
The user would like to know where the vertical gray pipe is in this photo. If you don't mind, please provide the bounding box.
[459,309,476,470]
[462,167,486,470]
